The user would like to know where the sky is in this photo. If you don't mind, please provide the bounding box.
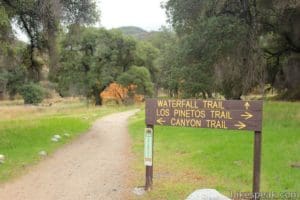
[14,0,168,42]
[98,0,168,31]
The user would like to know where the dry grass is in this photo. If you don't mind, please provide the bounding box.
[0,97,96,121]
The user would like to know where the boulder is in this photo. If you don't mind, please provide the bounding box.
[186,189,231,200]
[51,137,59,142]
[39,151,47,156]
[0,154,5,164]
[132,187,146,196]
[53,135,61,139]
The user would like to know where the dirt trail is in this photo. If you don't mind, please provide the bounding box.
[0,110,139,200]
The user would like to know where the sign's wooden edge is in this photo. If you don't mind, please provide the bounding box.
[146,98,264,111]
[145,98,263,132]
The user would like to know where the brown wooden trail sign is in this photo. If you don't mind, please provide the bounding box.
[146,99,263,131]
[144,99,263,199]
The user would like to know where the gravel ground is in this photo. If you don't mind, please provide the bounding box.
[0,110,139,200]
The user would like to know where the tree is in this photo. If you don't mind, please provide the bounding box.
[164,0,300,99]
[57,26,159,105]
[0,0,99,81]
[0,3,11,99]
[57,27,139,105]
[134,41,159,95]
[257,1,300,99]
[19,82,44,104]
[117,66,154,97]
[143,28,184,97]
[155,35,182,97]
[144,26,176,50]
[0,3,28,100]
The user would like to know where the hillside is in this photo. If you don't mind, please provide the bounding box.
[116,26,157,40]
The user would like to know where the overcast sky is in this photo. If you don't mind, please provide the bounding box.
[14,0,168,42]
[98,0,168,31]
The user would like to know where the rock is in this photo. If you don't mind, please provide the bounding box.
[53,135,61,139]
[39,151,47,156]
[51,135,62,142]
[132,187,146,196]
[186,189,231,200]
[0,154,5,164]
[291,163,300,168]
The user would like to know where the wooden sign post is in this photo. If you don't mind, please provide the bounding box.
[144,126,153,190]
[144,99,263,198]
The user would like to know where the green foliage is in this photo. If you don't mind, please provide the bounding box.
[155,36,182,97]
[144,27,176,49]
[164,0,200,34]
[57,26,158,104]
[19,83,44,104]
[0,4,13,57]
[0,9,27,100]
[61,0,99,25]
[163,0,300,99]
[0,5,9,27]
[1,0,298,101]
[0,0,100,82]
[117,66,154,96]
[258,3,300,98]
[5,65,27,98]
[134,41,159,84]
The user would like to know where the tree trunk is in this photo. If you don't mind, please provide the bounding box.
[174,87,179,98]
[95,96,102,106]
[154,84,159,97]
[94,91,102,106]
[0,91,4,100]
[93,86,107,106]
[207,91,213,98]
[47,27,59,81]
[28,44,38,82]
[9,92,15,100]
[241,0,252,25]
[202,92,207,99]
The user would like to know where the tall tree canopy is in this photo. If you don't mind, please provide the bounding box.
[57,27,155,105]
[0,2,27,100]
[163,0,300,99]
[0,0,99,81]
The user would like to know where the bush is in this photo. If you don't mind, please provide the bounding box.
[117,66,154,96]
[20,83,45,104]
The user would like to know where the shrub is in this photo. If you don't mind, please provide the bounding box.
[20,83,45,104]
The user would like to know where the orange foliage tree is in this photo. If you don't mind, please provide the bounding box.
[100,83,144,104]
